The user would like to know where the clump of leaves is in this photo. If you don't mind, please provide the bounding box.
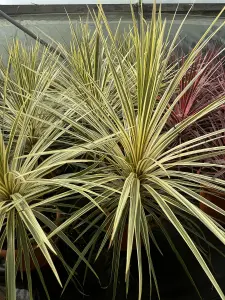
[167,48,225,130]
[49,4,225,300]
[0,41,62,149]
[0,42,103,300]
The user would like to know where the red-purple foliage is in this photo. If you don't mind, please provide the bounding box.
[167,49,225,127]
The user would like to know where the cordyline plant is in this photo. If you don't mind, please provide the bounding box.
[167,49,225,132]
[0,42,112,299]
[0,41,63,148]
[46,4,225,300]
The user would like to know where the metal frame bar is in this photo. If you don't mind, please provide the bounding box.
[0,9,66,59]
